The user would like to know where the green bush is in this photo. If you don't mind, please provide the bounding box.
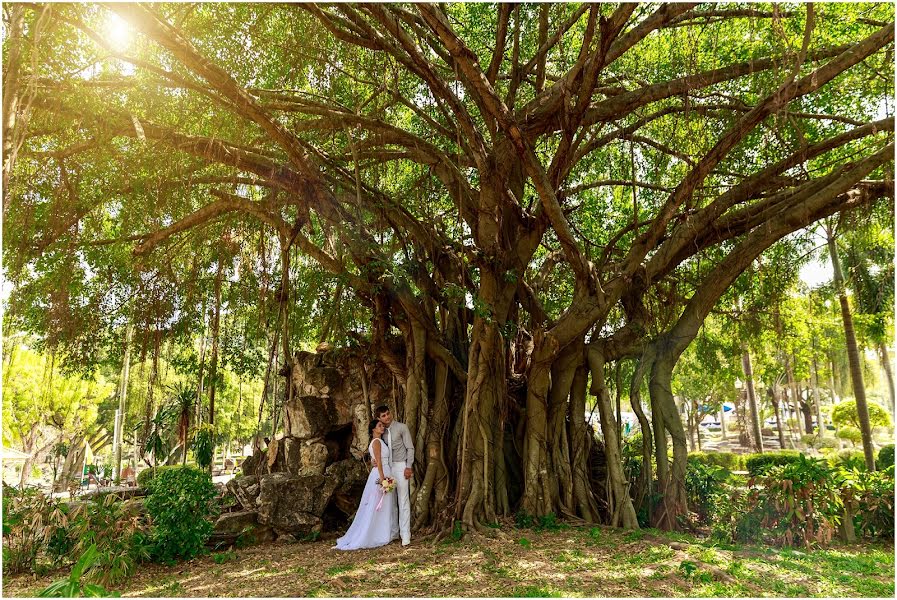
[137,464,192,489]
[756,456,843,547]
[144,466,218,563]
[685,459,729,522]
[744,450,802,476]
[194,425,215,470]
[830,450,866,471]
[877,444,894,470]
[688,451,745,471]
[837,426,863,445]
[839,466,895,539]
[710,486,764,545]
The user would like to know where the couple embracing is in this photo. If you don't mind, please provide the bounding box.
[334,405,414,550]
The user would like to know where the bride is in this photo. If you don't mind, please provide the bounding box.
[334,419,399,550]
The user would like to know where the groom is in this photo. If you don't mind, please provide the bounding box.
[375,404,413,547]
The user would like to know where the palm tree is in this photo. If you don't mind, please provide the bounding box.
[825,221,876,470]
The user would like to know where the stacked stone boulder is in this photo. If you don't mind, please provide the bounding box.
[213,348,394,545]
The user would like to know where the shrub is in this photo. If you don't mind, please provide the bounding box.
[688,451,745,471]
[744,450,802,476]
[832,399,892,430]
[137,464,192,489]
[877,444,894,470]
[58,495,151,586]
[837,426,863,445]
[685,459,729,522]
[194,425,215,470]
[38,544,118,598]
[709,486,764,545]
[830,450,866,471]
[754,456,843,547]
[144,466,218,563]
[2,486,68,575]
[839,467,895,539]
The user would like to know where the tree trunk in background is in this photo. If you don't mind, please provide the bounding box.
[589,350,639,529]
[811,356,825,435]
[208,259,225,427]
[769,388,787,450]
[879,343,895,414]
[18,423,40,488]
[828,231,876,470]
[113,326,133,481]
[742,351,763,452]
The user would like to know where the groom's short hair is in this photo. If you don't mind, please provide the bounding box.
[375,405,390,418]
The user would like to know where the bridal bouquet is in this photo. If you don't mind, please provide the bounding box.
[379,477,396,493]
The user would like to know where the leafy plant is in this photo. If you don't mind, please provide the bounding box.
[830,450,866,471]
[685,458,730,522]
[38,544,119,598]
[753,456,843,547]
[58,495,151,586]
[136,464,191,488]
[144,465,219,563]
[877,444,894,470]
[839,467,895,539]
[193,424,216,470]
[212,550,237,564]
[2,485,68,575]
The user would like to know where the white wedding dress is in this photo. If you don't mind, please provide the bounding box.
[334,438,399,550]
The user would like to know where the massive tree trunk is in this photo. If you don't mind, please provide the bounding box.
[827,230,876,470]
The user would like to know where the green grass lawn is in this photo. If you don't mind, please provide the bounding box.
[4,525,893,597]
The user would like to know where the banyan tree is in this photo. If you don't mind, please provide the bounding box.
[3,3,894,533]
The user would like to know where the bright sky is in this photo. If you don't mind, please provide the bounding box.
[799,259,834,289]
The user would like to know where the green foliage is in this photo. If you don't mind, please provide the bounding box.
[685,458,730,522]
[193,424,216,470]
[830,450,866,471]
[837,426,863,445]
[54,495,151,586]
[450,520,463,542]
[136,464,192,489]
[688,451,745,471]
[755,456,844,547]
[831,399,892,430]
[212,550,237,564]
[514,511,566,532]
[878,444,895,470]
[2,486,67,575]
[38,545,119,598]
[144,466,219,563]
[744,450,803,476]
[838,467,895,539]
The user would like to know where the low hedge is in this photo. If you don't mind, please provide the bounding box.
[744,450,802,476]
[688,451,745,471]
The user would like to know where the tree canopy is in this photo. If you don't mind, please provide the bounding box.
[3,2,894,532]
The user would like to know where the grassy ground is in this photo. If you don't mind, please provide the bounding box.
[4,525,893,597]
